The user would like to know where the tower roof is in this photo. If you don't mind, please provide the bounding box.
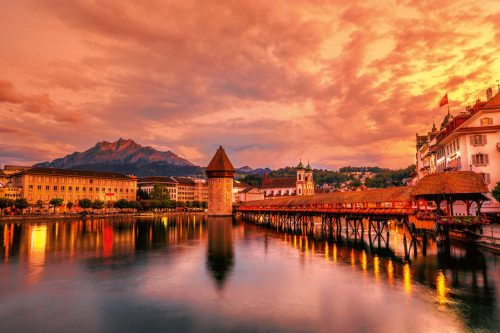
[206,146,235,178]
[297,159,304,169]
[305,161,312,171]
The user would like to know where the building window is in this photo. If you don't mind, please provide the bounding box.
[481,173,491,184]
[69,186,73,191]
[61,186,65,191]
[472,154,489,166]
[53,186,57,191]
[29,185,33,190]
[76,187,79,192]
[45,185,49,191]
[471,135,487,146]
[480,117,493,126]
[83,187,86,192]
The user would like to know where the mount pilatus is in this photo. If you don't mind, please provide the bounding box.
[35,139,203,177]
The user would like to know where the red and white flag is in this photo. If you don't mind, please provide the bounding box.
[439,94,448,107]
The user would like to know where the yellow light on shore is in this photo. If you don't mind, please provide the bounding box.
[374,256,380,282]
[436,270,447,305]
[403,263,412,294]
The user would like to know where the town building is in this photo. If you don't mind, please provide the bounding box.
[233,180,265,203]
[137,176,209,202]
[10,167,137,205]
[416,87,500,213]
[261,160,315,198]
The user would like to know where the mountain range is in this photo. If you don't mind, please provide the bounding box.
[35,138,268,177]
[35,139,204,177]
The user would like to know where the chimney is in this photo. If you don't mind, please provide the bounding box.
[486,87,493,101]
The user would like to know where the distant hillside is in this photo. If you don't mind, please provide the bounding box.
[35,138,204,177]
[237,165,416,188]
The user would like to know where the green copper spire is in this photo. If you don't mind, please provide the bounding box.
[305,161,312,171]
[297,159,304,169]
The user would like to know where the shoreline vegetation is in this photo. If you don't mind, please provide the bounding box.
[0,210,207,222]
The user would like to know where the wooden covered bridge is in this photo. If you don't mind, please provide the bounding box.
[235,172,491,242]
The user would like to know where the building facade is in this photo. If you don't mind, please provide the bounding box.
[137,176,208,202]
[233,180,265,203]
[416,88,500,212]
[261,161,315,198]
[10,167,137,205]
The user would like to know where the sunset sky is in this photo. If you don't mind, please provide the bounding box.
[1,0,499,170]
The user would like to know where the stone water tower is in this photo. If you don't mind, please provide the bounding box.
[206,146,235,216]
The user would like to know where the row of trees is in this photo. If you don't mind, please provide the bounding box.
[0,198,29,215]
[0,196,208,215]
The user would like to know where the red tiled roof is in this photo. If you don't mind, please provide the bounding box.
[206,146,235,172]
[206,146,235,178]
[16,167,134,180]
[412,171,488,196]
[241,186,414,206]
[484,91,500,109]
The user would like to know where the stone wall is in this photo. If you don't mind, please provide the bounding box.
[208,177,233,216]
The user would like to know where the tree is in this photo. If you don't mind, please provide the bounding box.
[0,198,14,215]
[49,198,64,213]
[14,198,29,213]
[114,199,129,209]
[136,188,150,200]
[34,200,44,211]
[66,202,74,211]
[493,182,500,202]
[78,199,92,210]
[92,200,105,210]
[150,184,170,201]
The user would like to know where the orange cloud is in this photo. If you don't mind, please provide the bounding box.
[0,0,498,168]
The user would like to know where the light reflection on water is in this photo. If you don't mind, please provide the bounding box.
[0,215,498,333]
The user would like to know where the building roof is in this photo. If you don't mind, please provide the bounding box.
[16,167,134,180]
[483,90,500,109]
[138,176,176,184]
[4,165,31,171]
[412,172,489,196]
[234,180,251,189]
[260,177,296,189]
[305,162,312,171]
[206,146,235,178]
[206,146,235,172]
[241,186,414,206]
[173,177,196,186]
[296,160,304,169]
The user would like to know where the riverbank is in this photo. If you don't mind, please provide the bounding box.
[0,211,207,222]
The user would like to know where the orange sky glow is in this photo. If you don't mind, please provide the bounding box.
[1,0,499,169]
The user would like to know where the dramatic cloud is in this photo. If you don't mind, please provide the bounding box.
[0,0,499,168]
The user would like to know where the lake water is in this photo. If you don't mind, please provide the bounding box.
[0,215,498,332]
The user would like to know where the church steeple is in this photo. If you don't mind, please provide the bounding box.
[296,159,304,170]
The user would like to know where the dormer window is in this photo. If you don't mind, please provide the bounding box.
[480,117,493,126]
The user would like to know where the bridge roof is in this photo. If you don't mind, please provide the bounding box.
[239,186,414,206]
[412,171,488,196]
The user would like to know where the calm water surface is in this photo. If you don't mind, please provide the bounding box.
[0,215,498,333]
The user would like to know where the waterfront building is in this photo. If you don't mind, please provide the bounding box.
[206,146,235,216]
[261,160,315,198]
[10,167,137,205]
[416,87,500,213]
[233,180,264,203]
[137,176,208,202]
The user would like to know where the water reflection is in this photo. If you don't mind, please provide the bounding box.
[206,217,234,289]
[0,216,497,332]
